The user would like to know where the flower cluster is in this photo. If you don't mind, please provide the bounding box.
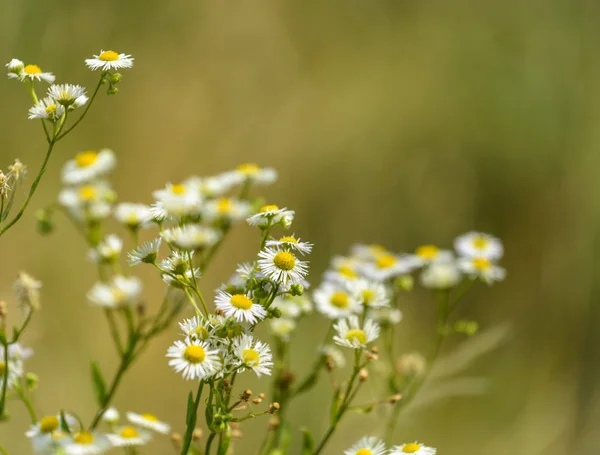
[345,436,436,455]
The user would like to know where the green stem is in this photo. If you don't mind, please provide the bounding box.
[181,381,205,455]
[0,342,10,417]
[15,384,37,423]
[204,432,216,455]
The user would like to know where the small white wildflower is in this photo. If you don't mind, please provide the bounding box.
[412,244,454,266]
[333,316,380,350]
[87,275,142,308]
[161,224,220,251]
[269,318,296,341]
[368,307,403,326]
[420,260,462,289]
[344,436,387,455]
[58,182,114,221]
[247,204,295,229]
[114,203,153,229]
[127,238,162,266]
[151,182,202,219]
[389,442,436,455]
[8,63,55,83]
[214,290,266,324]
[454,231,504,260]
[202,197,251,223]
[313,283,361,320]
[61,149,116,185]
[358,253,418,281]
[47,84,88,108]
[324,256,363,283]
[26,413,77,454]
[102,407,120,424]
[85,50,134,71]
[6,58,24,76]
[0,344,33,390]
[125,413,170,435]
[107,426,152,447]
[457,256,506,285]
[349,278,390,308]
[257,248,309,285]
[166,339,220,381]
[231,334,273,377]
[59,431,112,454]
[266,234,313,255]
[178,316,213,342]
[88,234,123,264]
[28,96,65,122]
[229,163,277,186]
[350,244,389,261]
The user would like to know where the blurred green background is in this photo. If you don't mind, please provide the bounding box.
[2,0,600,453]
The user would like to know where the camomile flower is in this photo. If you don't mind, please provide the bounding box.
[161,224,220,251]
[87,275,143,308]
[321,345,346,368]
[58,181,115,221]
[184,175,235,198]
[0,343,33,390]
[203,197,251,222]
[454,231,504,260]
[162,266,201,289]
[247,204,295,229]
[344,436,387,455]
[457,256,506,285]
[349,279,390,308]
[151,182,203,219]
[420,259,462,289]
[324,256,363,283]
[47,84,88,108]
[107,426,152,447]
[215,290,266,324]
[114,203,153,229]
[367,307,403,326]
[314,283,361,320]
[6,58,24,76]
[61,149,116,185]
[257,248,308,285]
[26,413,78,453]
[128,238,162,265]
[8,63,55,83]
[358,253,418,281]
[230,163,277,186]
[125,412,170,434]
[389,442,436,455]
[85,50,134,71]
[412,245,453,266]
[266,234,313,255]
[59,431,112,454]
[166,338,220,381]
[88,234,122,264]
[102,407,120,425]
[333,316,380,350]
[269,318,297,341]
[231,334,273,377]
[28,96,65,121]
[178,316,214,342]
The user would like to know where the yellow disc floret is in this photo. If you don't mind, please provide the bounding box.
[338,266,358,280]
[120,426,139,439]
[330,292,349,309]
[345,329,367,345]
[39,416,60,433]
[78,185,97,201]
[376,254,397,269]
[356,449,373,455]
[237,163,260,175]
[260,204,279,213]
[416,245,439,260]
[217,198,232,214]
[75,151,98,168]
[361,289,375,305]
[473,257,491,270]
[401,443,421,453]
[473,236,488,249]
[195,326,210,340]
[171,183,187,195]
[24,64,42,75]
[230,294,253,310]
[141,413,159,422]
[183,345,206,364]
[273,251,296,271]
[73,431,94,445]
[45,104,57,115]
[242,348,260,365]
[99,51,119,62]
[279,236,298,243]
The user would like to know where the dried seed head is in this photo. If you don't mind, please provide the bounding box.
[170,433,182,449]
[268,416,280,430]
[192,428,203,441]
[268,402,280,414]
[388,393,402,404]
[241,389,252,401]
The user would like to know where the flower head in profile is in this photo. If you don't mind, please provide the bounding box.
[412,244,453,266]
[28,96,65,122]
[454,231,503,260]
[230,163,277,186]
[166,338,220,381]
[26,413,77,453]
[344,436,387,455]
[125,412,170,435]
[257,248,308,285]
[87,275,143,308]
[349,279,390,308]
[47,84,88,108]
[114,203,153,229]
[151,182,202,219]
[230,334,273,377]
[61,149,116,185]
[128,238,162,266]
[88,234,123,264]
[333,315,380,349]
[389,442,436,455]
[203,197,251,223]
[58,181,115,222]
[6,58,24,76]
[85,50,134,71]
[178,316,214,342]
[161,224,220,251]
[420,259,462,290]
[58,431,112,454]
[458,256,506,285]
[7,60,55,83]
[266,234,313,255]
[247,204,294,229]
[215,290,266,324]
[107,426,152,447]
[358,253,418,282]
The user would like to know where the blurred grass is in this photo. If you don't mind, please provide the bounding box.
[2,0,600,453]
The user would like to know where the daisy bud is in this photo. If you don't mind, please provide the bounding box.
[395,275,414,292]
[258,393,265,399]
[454,320,479,336]
[290,284,304,296]
[108,73,122,84]
[35,209,54,235]
[25,373,39,391]
[253,398,262,405]
[107,87,118,96]
[6,58,24,74]
[241,389,252,401]
[269,307,282,319]
[268,402,280,414]
[358,368,369,382]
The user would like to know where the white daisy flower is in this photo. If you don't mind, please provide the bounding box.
[87,275,143,308]
[59,431,112,454]
[125,412,170,435]
[28,96,65,122]
[229,163,277,186]
[178,316,214,342]
[162,266,201,289]
[349,279,390,308]
[8,63,55,83]
[420,259,462,289]
[257,248,308,285]
[457,257,506,285]
[323,256,363,283]
[203,197,251,223]
[247,204,295,229]
[166,339,220,381]
[26,413,77,440]
[321,345,346,368]
[367,307,403,326]
[344,436,387,455]
[231,334,273,377]
[389,442,436,455]
[266,234,313,255]
[269,318,297,341]
[333,316,380,350]
[161,224,220,251]
[214,290,266,324]
[183,175,235,198]
[47,84,88,108]
[412,245,454,266]
[313,283,361,320]
[127,238,162,266]
[151,182,203,219]
[358,253,418,281]
[350,244,390,260]
[61,149,116,185]
[107,426,152,447]
[88,234,122,264]
[114,203,153,229]
[0,343,33,390]
[454,231,504,260]
[58,182,114,221]
[102,407,120,424]
[6,58,24,76]
[85,50,134,71]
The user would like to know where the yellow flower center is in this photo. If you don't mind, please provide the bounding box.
[237,163,260,175]
[369,244,387,255]
[78,185,97,201]
[99,51,119,61]
[473,257,491,270]
[183,345,206,364]
[195,326,210,340]
[45,104,57,115]
[73,431,94,445]
[75,151,98,168]
[279,236,298,243]
[259,204,279,213]
[338,266,358,279]
[127,213,140,225]
[141,413,159,422]
[356,450,373,455]
[120,426,139,439]
[362,289,375,305]
[230,294,253,310]
[24,64,42,75]
[473,236,488,249]
[330,292,349,308]
[376,254,397,269]
[171,183,187,195]
[402,443,421,453]
[416,245,439,260]
[39,416,60,433]
[273,251,296,271]
[345,329,367,345]
[217,198,232,214]
[242,348,260,365]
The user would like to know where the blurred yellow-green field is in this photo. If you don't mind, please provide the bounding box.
[2,1,600,454]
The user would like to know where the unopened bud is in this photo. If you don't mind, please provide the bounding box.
[170,433,182,449]
[290,284,304,296]
[25,373,39,390]
[268,402,280,414]
[395,275,414,292]
[108,73,122,84]
[358,368,369,382]
[36,209,54,235]
[268,416,280,430]
[107,87,118,96]
[388,393,402,404]
[192,428,203,441]
[241,389,252,401]
[252,398,262,405]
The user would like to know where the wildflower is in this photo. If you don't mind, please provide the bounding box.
[58,181,115,221]
[454,231,504,260]
[87,275,143,308]
[85,50,134,71]
[59,431,111,454]
[178,316,213,342]
[6,58,24,76]
[102,407,120,424]
[350,244,389,261]
[359,253,418,282]
[7,61,55,83]
[389,442,436,454]
[126,412,170,434]
[314,284,361,320]
[107,426,152,447]
[47,84,88,108]
[457,256,506,285]
[368,307,403,326]
[230,163,277,186]
[257,248,308,285]
[412,244,453,266]
[349,279,390,308]
[324,256,362,283]
[88,234,123,264]
[333,316,380,349]
[8,159,27,182]
[266,234,313,255]
[0,344,33,390]
[247,204,294,229]
[61,149,116,185]
[420,260,462,289]
[231,334,273,377]
[114,202,153,229]
[0,171,10,197]
[203,197,251,222]
[151,182,202,219]
[13,271,42,311]
[166,338,220,381]
[26,413,77,453]
[128,238,162,265]
[269,318,296,341]
[215,290,266,324]
[344,436,387,455]
[28,96,65,122]
[161,224,220,251]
